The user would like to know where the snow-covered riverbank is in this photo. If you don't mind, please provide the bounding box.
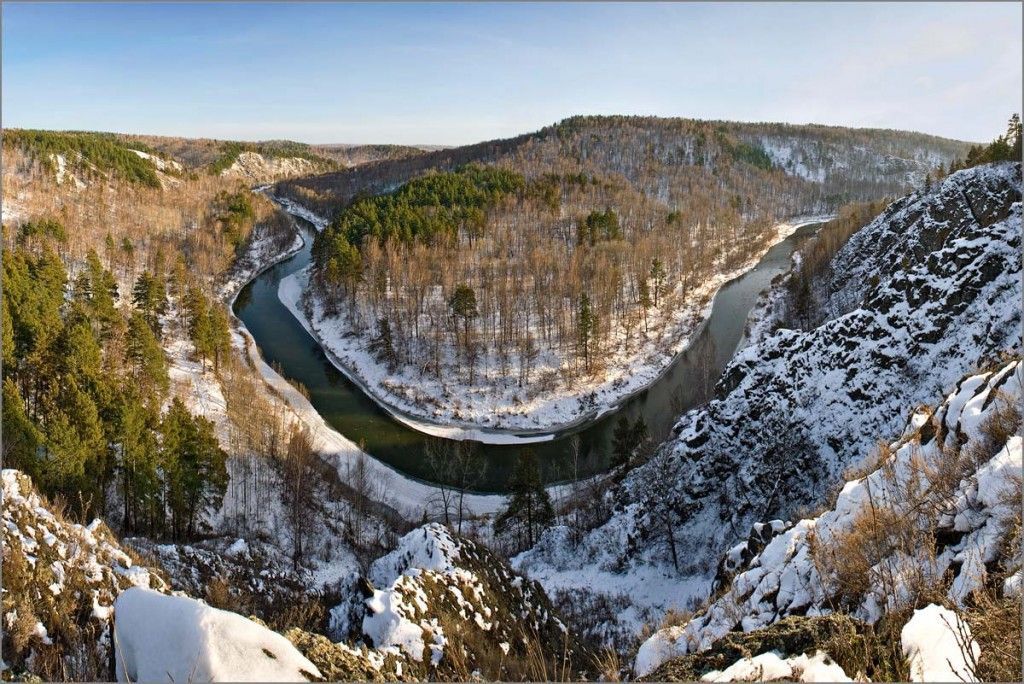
[278,216,831,442]
[221,195,520,516]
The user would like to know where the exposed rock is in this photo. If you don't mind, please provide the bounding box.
[634,358,1022,676]
[1,470,167,681]
[221,151,323,183]
[337,523,588,680]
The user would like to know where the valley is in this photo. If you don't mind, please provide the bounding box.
[2,112,1021,684]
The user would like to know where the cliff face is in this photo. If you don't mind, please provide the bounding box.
[515,161,1021,638]
[635,357,1022,679]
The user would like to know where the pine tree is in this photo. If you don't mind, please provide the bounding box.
[1,378,43,480]
[638,278,652,333]
[1008,113,1022,158]
[132,271,168,337]
[650,258,667,307]
[494,449,554,548]
[126,312,169,396]
[207,305,232,372]
[577,292,597,372]
[112,390,161,534]
[630,416,649,459]
[185,287,214,370]
[449,284,478,354]
[161,399,228,540]
[611,416,634,468]
[368,317,398,370]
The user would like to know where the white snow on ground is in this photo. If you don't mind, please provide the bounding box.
[48,153,86,189]
[280,270,557,445]
[281,216,829,441]
[631,360,1021,677]
[113,587,322,683]
[901,604,979,682]
[700,650,851,682]
[129,148,183,173]
[272,194,331,232]
[514,521,711,641]
[166,336,232,445]
[1,193,29,225]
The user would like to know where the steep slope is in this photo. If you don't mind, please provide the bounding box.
[513,162,1021,639]
[635,358,1022,679]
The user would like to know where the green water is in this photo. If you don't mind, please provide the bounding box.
[234,217,821,492]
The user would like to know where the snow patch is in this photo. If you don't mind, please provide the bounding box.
[901,604,979,682]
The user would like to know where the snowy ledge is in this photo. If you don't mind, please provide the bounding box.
[278,215,830,443]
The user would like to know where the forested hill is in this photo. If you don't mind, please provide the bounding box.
[283,117,974,432]
[276,116,974,216]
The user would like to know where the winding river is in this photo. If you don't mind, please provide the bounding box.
[233,216,823,492]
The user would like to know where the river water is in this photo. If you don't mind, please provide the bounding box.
[233,218,822,491]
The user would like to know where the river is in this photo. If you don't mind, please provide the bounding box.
[233,217,823,492]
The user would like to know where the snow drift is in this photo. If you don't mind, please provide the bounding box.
[113,587,322,683]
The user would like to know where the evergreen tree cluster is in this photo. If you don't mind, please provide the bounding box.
[314,164,526,258]
[3,129,164,188]
[213,190,257,253]
[948,114,1022,173]
[2,236,228,540]
[578,208,622,245]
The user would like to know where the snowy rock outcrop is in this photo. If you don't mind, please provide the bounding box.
[221,151,323,183]
[335,523,580,679]
[517,163,1021,628]
[113,587,321,682]
[1,470,167,680]
[633,359,1021,677]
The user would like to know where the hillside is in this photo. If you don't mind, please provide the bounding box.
[311,143,436,168]
[277,116,973,216]
[512,161,1021,644]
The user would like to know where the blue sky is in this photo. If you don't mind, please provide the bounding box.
[3,2,1020,145]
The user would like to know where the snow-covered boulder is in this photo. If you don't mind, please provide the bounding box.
[636,614,870,682]
[340,523,580,679]
[113,587,322,683]
[700,650,851,682]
